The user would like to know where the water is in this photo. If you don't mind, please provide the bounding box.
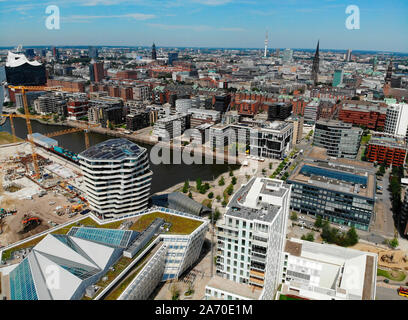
[0,117,238,194]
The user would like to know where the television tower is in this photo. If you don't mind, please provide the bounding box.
[264,31,268,58]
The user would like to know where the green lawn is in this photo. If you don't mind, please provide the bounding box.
[130,212,203,235]
[377,268,406,282]
[361,134,372,145]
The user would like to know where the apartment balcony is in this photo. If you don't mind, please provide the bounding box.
[249,269,265,279]
[249,277,264,286]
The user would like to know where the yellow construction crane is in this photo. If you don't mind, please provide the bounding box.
[1,114,51,143]
[6,85,97,177]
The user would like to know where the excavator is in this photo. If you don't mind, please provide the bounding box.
[21,214,41,233]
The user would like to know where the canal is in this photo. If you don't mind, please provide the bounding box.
[0,117,238,194]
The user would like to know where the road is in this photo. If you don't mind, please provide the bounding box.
[376,285,407,300]
[371,170,396,238]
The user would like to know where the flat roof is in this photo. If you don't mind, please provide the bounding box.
[288,161,375,199]
[226,178,289,223]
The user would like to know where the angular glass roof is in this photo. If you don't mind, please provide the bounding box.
[68,227,135,248]
[9,258,38,300]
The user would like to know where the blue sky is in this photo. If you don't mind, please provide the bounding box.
[0,0,407,52]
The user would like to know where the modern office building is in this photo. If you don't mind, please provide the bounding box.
[287,158,376,231]
[279,239,377,300]
[384,103,408,138]
[303,101,320,125]
[213,177,291,300]
[366,135,407,167]
[266,102,292,121]
[79,139,152,219]
[313,120,363,159]
[2,209,209,301]
[5,227,138,300]
[188,108,221,127]
[251,121,294,159]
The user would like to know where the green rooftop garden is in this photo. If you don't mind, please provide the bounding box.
[130,211,203,235]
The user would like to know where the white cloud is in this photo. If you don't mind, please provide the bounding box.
[64,13,156,22]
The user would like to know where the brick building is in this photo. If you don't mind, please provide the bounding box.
[339,101,388,130]
[366,136,407,167]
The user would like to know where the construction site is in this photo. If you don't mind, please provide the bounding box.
[0,140,89,249]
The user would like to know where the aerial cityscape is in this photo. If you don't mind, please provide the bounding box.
[1,0,408,306]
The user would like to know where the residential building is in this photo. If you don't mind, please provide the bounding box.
[366,136,407,167]
[153,113,191,141]
[339,101,388,130]
[126,111,150,131]
[384,103,408,138]
[279,239,377,300]
[313,120,363,159]
[286,115,304,144]
[15,91,45,109]
[79,139,153,219]
[213,177,291,300]
[67,98,89,120]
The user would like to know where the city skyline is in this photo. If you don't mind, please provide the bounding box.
[0,0,407,53]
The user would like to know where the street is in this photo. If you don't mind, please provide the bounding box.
[376,285,407,300]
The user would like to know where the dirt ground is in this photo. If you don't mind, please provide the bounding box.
[352,242,408,271]
[0,192,74,246]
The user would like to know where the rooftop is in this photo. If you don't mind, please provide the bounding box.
[226,177,289,223]
[79,139,145,161]
[288,161,375,199]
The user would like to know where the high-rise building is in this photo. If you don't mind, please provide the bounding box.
[88,46,98,59]
[312,41,320,86]
[313,120,363,159]
[152,43,157,60]
[385,60,393,83]
[79,139,153,219]
[384,103,408,138]
[213,177,291,300]
[93,62,105,83]
[266,102,292,121]
[168,52,179,66]
[332,70,344,87]
[264,31,268,58]
[345,49,352,62]
[282,49,293,63]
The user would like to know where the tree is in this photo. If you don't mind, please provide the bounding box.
[218,176,225,186]
[188,192,193,199]
[229,169,234,177]
[231,177,237,185]
[301,232,315,242]
[213,209,221,224]
[344,227,359,246]
[196,178,202,190]
[389,238,399,249]
[314,216,323,228]
[182,181,189,193]
[290,212,298,221]
[216,195,221,202]
[208,192,214,199]
[226,184,234,196]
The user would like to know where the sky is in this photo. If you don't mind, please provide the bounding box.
[0,0,407,52]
